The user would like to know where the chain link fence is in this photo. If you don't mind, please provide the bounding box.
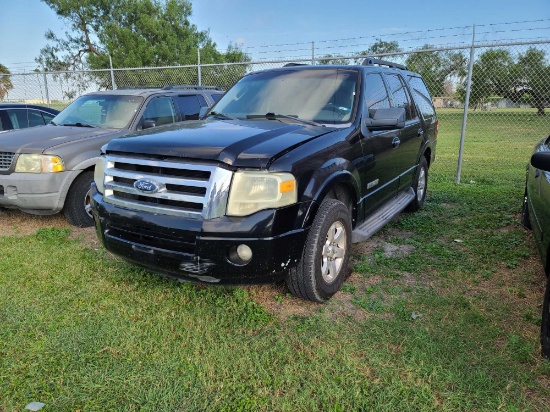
[1,40,549,180]
[2,40,548,115]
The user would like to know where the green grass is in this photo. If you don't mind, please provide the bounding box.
[1,109,550,411]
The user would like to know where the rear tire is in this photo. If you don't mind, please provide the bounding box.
[63,171,94,227]
[406,156,428,212]
[286,198,351,302]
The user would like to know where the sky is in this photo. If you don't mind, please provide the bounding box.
[1,0,549,72]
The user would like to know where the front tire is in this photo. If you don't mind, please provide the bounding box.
[63,171,94,227]
[406,156,428,212]
[286,198,351,302]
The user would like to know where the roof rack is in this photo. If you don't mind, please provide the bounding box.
[162,85,223,91]
[362,58,407,71]
[283,63,309,67]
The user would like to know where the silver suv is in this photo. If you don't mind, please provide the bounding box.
[0,86,223,226]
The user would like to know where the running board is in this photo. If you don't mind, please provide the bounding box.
[352,188,415,243]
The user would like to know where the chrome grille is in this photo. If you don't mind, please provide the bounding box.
[103,155,232,219]
[0,152,15,170]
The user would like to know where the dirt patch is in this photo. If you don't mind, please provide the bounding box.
[0,208,99,247]
[352,229,416,263]
[0,208,69,236]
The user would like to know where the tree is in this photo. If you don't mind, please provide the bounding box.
[457,47,549,115]
[457,49,515,108]
[38,0,247,70]
[514,47,549,115]
[318,39,402,65]
[0,64,13,100]
[318,54,350,65]
[354,39,402,64]
[364,39,401,56]
[406,44,467,97]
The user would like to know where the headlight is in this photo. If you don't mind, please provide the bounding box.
[94,157,106,194]
[227,171,297,216]
[15,154,65,173]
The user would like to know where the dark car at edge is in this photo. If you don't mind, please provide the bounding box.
[522,134,550,358]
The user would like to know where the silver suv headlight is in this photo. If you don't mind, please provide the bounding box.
[94,156,106,194]
[227,171,297,217]
[15,154,65,173]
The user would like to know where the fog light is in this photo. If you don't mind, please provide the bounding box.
[236,244,253,262]
[227,244,253,266]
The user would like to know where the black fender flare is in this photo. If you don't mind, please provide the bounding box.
[300,169,360,229]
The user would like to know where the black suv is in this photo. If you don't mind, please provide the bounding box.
[0,86,223,227]
[91,59,438,302]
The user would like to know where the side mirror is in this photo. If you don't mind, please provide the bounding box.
[531,152,550,172]
[199,106,210,120]
[363,107,406,131]
[142,119,156,129]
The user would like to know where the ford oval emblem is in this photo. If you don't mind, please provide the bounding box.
[134,178,161,193]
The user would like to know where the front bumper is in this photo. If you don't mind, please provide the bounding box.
[0,170,79,214]
[91,184,310,284]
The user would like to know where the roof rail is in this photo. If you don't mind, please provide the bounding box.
[283,63,308,67]
[116,86,163,90]
[362,58,407,71]
[162,85,224,91]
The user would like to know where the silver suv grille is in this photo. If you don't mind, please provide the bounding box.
[0,152,15,170]
[103,155,233,219]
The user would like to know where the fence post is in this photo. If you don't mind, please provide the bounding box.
[109,55,117,90]
[197,48,202,86]
[456,24,476,184]
[311,41,315,65]
[42,71,51,108]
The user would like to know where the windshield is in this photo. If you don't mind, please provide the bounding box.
[52,94,144,128]
[212,68,359,125]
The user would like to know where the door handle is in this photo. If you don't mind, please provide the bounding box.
[417,128,424,136]
[392,137,400,148]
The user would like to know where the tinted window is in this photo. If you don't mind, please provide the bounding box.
[364,73,390,118]
[7,110,25,128]
[385,74,416,121]
[211,93,223,103]
[28,110,47,127]
[174,95,206,120]
[42,112,55,124]
[408,76,436,119]
[140,97,177,127]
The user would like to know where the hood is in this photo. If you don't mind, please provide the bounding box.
[0,124,123,154]
[106,119,336,168]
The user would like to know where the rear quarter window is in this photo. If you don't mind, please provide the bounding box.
[408,76,436,120]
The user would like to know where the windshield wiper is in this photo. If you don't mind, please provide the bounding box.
[49,121,57,126]
[61,122,96,128]
[246,113,323,127]
[208,111,237,120]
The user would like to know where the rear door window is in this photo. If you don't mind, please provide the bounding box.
[385,74,417,121]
